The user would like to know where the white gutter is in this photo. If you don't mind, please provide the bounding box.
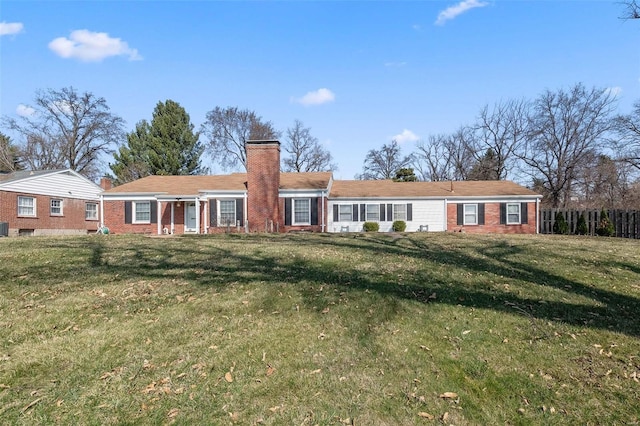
[321,190,326,232]
[100,195,104,228]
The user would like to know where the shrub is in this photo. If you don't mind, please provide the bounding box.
[596,209,615,237]
[552,212,569,235]
[363,222,379,232]
[575,213,588,235]
[392,220,406,232]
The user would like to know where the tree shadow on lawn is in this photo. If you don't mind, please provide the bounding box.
[26,234,640,339]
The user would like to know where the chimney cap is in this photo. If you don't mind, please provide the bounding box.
[246,140,280,146]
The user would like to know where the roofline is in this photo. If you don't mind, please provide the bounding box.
[0,168,101,190]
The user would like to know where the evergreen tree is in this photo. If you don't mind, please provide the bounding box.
[596,208,615,237]
[468,148,500,180]
[0,132,22,172]
[110,100,205,184]
[393,167,418,182]
[552,211,569,235]
[575,213,588,235]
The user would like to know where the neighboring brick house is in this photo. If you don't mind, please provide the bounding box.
[100,140,542,235]
[0,169,102,237]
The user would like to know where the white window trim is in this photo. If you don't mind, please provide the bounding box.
[463,203,478,225]
[506,203,521,225]
[393,204,407,221]
[366,204,380,222]
[18,196,36,217]
[293,198,311,225]
[85,203,98,221]
[50,198,63,216]
[133,201,151,224]
[218,199,236,226]
[338,204,352,222]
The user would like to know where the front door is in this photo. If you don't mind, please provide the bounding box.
[185,202,197,232]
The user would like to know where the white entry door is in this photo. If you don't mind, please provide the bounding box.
[185,202,197,232]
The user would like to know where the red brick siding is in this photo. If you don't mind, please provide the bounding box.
[447,202,537,234]
[104,201,220,235]
[246,142,280,232]
[279,196,327,233]
[0,191,99,235]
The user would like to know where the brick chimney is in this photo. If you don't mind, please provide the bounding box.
[100,177,112,191]
[246,140,280,232]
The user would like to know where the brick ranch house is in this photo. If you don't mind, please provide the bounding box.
[100,140,542,235]
[0,169,102,237]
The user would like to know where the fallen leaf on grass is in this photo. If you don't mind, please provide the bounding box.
[462,330,471,335]
[224,372,233,383]
[266,366,276,376]
[418,412,434,419]
[310,369,322,375]
[21,397,44,414]
[440,392,458,399]
[168,408,180,418]
[442,412,449,421]
[321,307,330,314]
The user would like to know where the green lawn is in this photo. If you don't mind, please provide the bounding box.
[0,232,639,425]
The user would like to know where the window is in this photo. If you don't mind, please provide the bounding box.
[338,204,352,222]
[86,203,98,220]
[219,200,236,226]
[18,196,36,217]
[50,199,63,216]
[393,204,407,221]
[506,203,521,224]
[293,198,310,225]
[464,204,478,225]
[133,201,151,223]
[366,204,380,221]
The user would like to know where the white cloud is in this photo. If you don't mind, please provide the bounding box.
[16,104,35,117]
[606,86,622,98]
[392,129,419,144]
[435,0,489,26]
[0,22,24,36]
[48,29,142,62]
[292,88,336,106]
[384,61,407,68]
[412,24,422,32]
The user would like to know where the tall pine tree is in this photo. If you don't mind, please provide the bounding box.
[110,100,205,185]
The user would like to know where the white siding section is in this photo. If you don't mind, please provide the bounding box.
[0,171,101,200]
[327,199,445,233]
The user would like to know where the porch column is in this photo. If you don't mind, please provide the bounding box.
[204,199,208,233]
[99,195,104,228]
[157,200,162,235]
[195,197,200,234]
[171,202,175,234]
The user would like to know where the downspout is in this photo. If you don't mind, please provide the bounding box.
[157,200,162,235]
[244,193,248,233]
[321,190,326,232]
[536,198,540,234]
[100,195,104,228]
[444,199,448,232]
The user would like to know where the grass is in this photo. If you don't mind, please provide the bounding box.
[0,232,639,425]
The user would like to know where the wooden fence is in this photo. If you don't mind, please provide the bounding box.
[539,209,640,239]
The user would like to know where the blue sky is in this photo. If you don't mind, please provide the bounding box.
[1,0,639,179]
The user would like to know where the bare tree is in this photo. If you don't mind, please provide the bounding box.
[282,120,337,172]
[201,106,280,171]
[2,87,125,179]
[413,128,476,181]
[619,0,640,19]
[0,132,22,172]
[614,100,640,170]
[518,83,617,208]
[469,99,529,180]
[358,140,412,180]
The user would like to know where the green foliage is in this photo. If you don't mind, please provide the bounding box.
[575,213,588,235]
[392,220,406,232]
[392,167,417,182]
[362,221,379,232]
[110,100,205,185]
[0,132,22,172]
[596,209,615,237]
[468,148,500,180]
[552,211,569,235]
